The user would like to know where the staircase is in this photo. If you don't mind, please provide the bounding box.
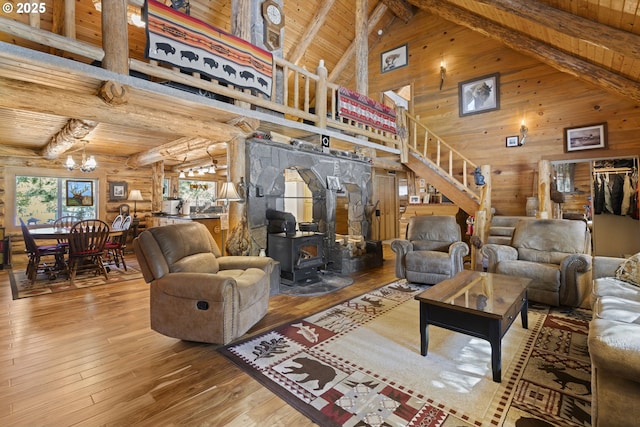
[401,112,484,216]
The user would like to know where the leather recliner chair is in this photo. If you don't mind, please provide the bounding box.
[391,215,469,285]
[482,218,592,307]
[133,221,278,345]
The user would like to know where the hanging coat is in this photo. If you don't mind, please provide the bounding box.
[594,174,604,214]
[611,174,624,215]
[622,175,632,215]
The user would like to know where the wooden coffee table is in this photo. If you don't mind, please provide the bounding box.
[414,270,530,382]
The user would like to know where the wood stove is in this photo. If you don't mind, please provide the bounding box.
[267,232,324,283]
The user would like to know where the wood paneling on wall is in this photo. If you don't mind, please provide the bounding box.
[366,10,640,216]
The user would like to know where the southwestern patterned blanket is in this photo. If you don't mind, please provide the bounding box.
[145,0,273,97]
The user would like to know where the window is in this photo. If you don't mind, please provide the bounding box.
[178,179,217,210]
[15,175,98,226]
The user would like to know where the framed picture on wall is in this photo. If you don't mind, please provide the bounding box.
[458,73,500,116]
[409,195,421,204]
[506,136,519,147]
[109,182,128,201]
[381,44,408,73]
[66,181,93,206]
[564,123,608,152]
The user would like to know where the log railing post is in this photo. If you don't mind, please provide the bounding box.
[315,60,328,129]
[101,0,129,74]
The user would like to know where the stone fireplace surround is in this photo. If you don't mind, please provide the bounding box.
[243,138,378,274]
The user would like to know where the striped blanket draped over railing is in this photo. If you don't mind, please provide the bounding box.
[337,86,397,134]
[144,0,273,97]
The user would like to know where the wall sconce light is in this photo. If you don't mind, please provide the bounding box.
[439,60,446,91]
[519,120,528,145]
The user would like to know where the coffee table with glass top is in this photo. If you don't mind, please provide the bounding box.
[414,270,531,382]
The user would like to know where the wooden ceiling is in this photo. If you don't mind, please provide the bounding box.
[0,0,639,170]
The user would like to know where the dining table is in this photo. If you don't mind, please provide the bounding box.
[28,226,125,240]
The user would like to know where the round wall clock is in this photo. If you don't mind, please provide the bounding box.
[261,1,285,51]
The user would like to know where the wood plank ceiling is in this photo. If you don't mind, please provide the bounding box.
[0,0,638,169]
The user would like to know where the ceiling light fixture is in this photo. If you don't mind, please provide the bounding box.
[65,143,97,173]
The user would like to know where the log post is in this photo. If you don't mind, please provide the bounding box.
[355,0,368,95]
[64,0,75,38]
[538,160,552,218]
[101,0,129,74]
[471,164,491,271]
[315,60,328,129]
[151,161,164,213]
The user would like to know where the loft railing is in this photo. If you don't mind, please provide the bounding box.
[0,14,400,151]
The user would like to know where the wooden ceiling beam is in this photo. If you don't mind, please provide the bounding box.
[380,0,414,23]
[40,119,99,160]
[475,0,640,58]
[287,0,337,66]
[408,0,640,103]
[328,3,388,82]
[0,77,247,148]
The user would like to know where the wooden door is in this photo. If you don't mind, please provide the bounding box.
[373,173,397,240]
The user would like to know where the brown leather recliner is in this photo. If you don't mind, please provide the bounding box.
[133,221,278,345]
[391,215,469,285]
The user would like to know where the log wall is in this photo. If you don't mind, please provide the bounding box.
[366,10,640,216]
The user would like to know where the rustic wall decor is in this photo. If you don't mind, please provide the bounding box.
[381,44,408,73]
[66,181,93,207]
[458,73,500,116]
[564,123,608,152]
[109,182,128,200]
[506,136,519,147]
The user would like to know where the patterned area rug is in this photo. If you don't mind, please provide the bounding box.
[9,259,143,300]
[221,280,592,426]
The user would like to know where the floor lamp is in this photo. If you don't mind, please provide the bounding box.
[217,181,241,255]
[128,189,144,238]
[128,189,143,218]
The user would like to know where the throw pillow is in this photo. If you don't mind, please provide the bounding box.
[615,252,640,287]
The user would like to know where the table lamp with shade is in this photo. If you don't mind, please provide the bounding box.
[128,189,143,218]
[216,181,241,211]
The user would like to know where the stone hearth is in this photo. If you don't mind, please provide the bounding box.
[245,137,379,274]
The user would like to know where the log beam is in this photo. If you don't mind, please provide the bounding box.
[0,77,246,146]
[287,0,337,65]
[328,3,388,82]
[409,0,640,103]
[380,0,414,23]
[126,137,216,168]
[475,0,640,59]
[40,119,99,160]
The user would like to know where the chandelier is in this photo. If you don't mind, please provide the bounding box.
[65,147,97,173]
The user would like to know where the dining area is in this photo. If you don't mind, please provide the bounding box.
[19,215,132,287]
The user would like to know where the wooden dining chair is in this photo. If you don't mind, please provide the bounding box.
[52,215,79,248]
[19,218,67,283]
[67,219,110,285]
[104,216,132,271]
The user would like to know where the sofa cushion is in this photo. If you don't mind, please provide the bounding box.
[511,219,589,263]
[218,268,267,308]
[594,295,640,324]
[406,251,452,275]
[593,277,640,302]
[412,240,451,252]
[496,260,561,288]
[615,252,640,287]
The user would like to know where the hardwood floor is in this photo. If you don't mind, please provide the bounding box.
[0,247,398,426]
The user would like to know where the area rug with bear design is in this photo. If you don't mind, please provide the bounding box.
[220,279,592,426]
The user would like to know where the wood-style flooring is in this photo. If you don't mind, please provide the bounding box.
[0,247,398,426]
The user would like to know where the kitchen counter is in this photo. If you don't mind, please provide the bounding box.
[149,214,223,248]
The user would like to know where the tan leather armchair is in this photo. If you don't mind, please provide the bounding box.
[482,219,592,307]
[133,221,278,345]
[391,215,469,285]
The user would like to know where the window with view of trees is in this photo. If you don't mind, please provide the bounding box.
[178,179,217,211]
[15,176,98,226]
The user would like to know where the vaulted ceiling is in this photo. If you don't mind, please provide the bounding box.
[0,0,638,169]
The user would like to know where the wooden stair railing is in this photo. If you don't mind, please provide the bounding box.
[401,112,482,213]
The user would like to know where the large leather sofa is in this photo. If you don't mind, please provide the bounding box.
[133,221,279,345]
[482,218,592,307]
[588,255,640,427]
